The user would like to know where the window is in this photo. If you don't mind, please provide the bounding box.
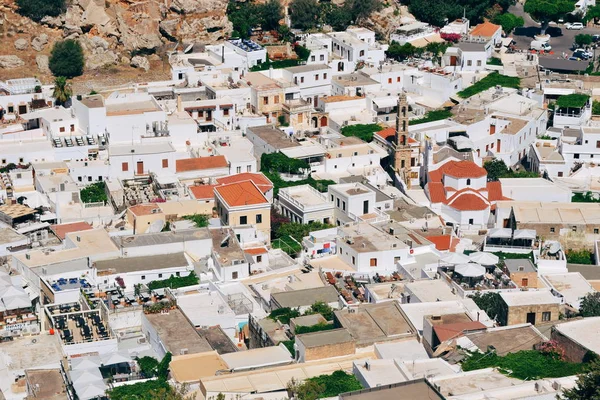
[232,271,238,279]
[162,159,168,168]
[466,178,471,186]
[331,195,334,202]
[323,73,327,79]
[337,198,340,207]
[236,166,242,173]
[359,50,365,57]
[88,176,92,182]
[263,96,269,105]
[315,74,319,81]
[594,228,599,234]
[256,214,262,223]
[468,218,474,225]
[257,255,262,262]
[311,55,315,61]
[176,272,180,277]
[521,278,528,287]
[274,96,279,104]
[59,127,65,133]
[388,78,392,84]
[352,256,356,265]
[542,312,551,322]
[158,273,163,278]
[558,172,563,177]
[467,60,472,66]
[19,158,24,163]
[320,54,325,61]
[370,258,377,267]
[550,227,555,233]
[477,60,482,67]
[141,275,145,280]
[223,108,229,116]
[1,159,5,164]
[397,77,401,82]
[574,154,580,159]
[342,201,346,211]
[300,77,304,83]
[240,216,248,225]
[247,165,252,172]
[572,226,577,232]
[122,162,129,172]
[597,140,600,148]
[78,176,82,182]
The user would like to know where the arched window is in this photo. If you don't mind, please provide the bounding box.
[466,178,471,186]
[402,120,407,132]
[401,106,406,117]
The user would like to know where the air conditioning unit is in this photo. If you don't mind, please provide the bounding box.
[180,348,189,355]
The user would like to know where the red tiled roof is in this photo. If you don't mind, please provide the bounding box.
[190,185,217,200]
[434,321,486,342]
[50,221,93,240]
[426,235,460,252]
[470,21,501,38]
[428,182,446,204]
[217,173,273,194]
[428,161,487,182]
[486,181,511,201]
[215,181,269,207]
[176,155,228,173]
[447,192,489,211]
[375,127,395,140]
[244,247,268,255]
[129,203,161,216]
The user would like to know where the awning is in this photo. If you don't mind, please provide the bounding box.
[440,252,471,265]
[468,252,499,266]
[16,222,50,234]
[488,228,512,238]
[513,229,536,240]
[455,263,485,277]
[398,22,428,32]
[373,96,398,109]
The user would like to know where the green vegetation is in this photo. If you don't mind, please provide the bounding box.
[386,42,418,61]
[278,115,289,127]
[295,322,335,334]
[53,77,72,106]
[108,353,175,399]
[404,0,512,27]
[263,170,334,197]
[305,301,335,321]
[147,271,199,290]
[566,249,594,265]
[281,339,295,354]
[276,221,334,243]
[461,350,584,380]
[16,0,65,22]
[227,0,283,38]
[524,0,576,33]
[457,73,520,98]
[80,182,107,204]
[575,33,594,46]
[593,100,600,115]
[410,109,453,125]
[493,13,524,35]
[262,0,284,31]
[249,45,311,71]
[573,191,600,203]
[562,360,600,399]
[556,93,590,110]
[483,159,538,181]
[49,40,84,78]
[272,235,303,256]
[585,4,600,24]
[580,292,600,317]
[340,123,383,142]
[269,307,301,324]
[470,292,508,325]
[182,214,210,228]
[289,0,381,30]
[488,57,503,66]
[262,152,308,175]
[137,356,160,378]
[305,370,363,397]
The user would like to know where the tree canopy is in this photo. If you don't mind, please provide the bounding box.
[49,40,84,78]
[580,292,600,317]
[52,76,72,106]
[562,360,600,399]
[16,0,65,22]
[261,0,284,31]
[470,292,508,325]
[404,0,512,27]
[575,33,593,46]
[493,13,525,34]
[289,0,320,30]
[524,0,575,31]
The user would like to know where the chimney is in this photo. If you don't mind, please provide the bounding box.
[177,94,182,113]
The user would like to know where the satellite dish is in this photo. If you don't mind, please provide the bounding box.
[184,44,194,54]
[146,219,165,233]
[548,242,561,254]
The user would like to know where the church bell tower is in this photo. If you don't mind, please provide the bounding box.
[393,92,412,188]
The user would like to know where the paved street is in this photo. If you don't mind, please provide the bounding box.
[508,1,600,58]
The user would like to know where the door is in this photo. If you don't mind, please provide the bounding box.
[521,278,529,287]
[136,161,144,175]
[363,200,369,214]
[526,312,536,325]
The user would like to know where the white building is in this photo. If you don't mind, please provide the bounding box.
[278,184,334,224]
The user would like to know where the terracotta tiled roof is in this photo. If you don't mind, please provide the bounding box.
[215,181,269,207]
[447,192,489,211]
[244,247,268,255]
[426,235,460,252]
[176,155,228,173]
[375,127,395,140]
[428,182,446,203]
[216,173,273,194]
[50,221,93,240]
[190,185,217,200]
[486,181,509,201]
[129,203,161,216]
[470,21,501,38]
[433,321,486,342]
[443,160,487,179]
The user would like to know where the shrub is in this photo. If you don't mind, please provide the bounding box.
[457,73,520,98]
[261,152,308,175]
[572,191,600,203]
[410,109,453,125]
[306,370,363,397]
[566,249,594,265]
[16,0,65,22]
[556,93,590,110]
[80,182,107,204]
[340,123,383,142]
[269,307,301,324]
[49,40,85,78]
[295,322,335,334]
[181,214,210,227]
[147,271,199,290]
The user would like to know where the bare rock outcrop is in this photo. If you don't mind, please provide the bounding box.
[36,55,50,73]
[32,34,49,51]
[131,55,150,71]
[0,55,25,69]
[14,38,29,50]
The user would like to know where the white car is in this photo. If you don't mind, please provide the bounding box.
[566,22,585,30]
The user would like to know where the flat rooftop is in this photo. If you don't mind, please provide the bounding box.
[247,125,300,150]
[340,379,444,400]
[0,227,26,245]
[543,272,595,307]
[334,73,379,87]
[271,286,339,309]
[466,324,546,356]
[25,369,67,400]
[431,369,523,397]
[405,279,457,302]
[109,141,176,156]
[105,99,161,116]
[170,351,228,383]
[286,64,330,73]
[221,345,291,369]
[94,252,188,273]
[145,308,213,355]
[499,290,560,307]
[554,317,600,355]
[504,259,536,273]
[1,334,63,371]
[210,228,246,267]
[296,328,354,348]
[335,302,415,343]
[279,185,330,207]
[80,95,105,109]
[339,223,408,253]
[112,229,211,248]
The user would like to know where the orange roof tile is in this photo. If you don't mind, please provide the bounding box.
[433,321,486,342]
[426,235,460,252]
[50,221,93,240]
[470,21,501,38]
[215,181,269,207]
[375,127,395,140]
[486,181,506,201]
[446,192,489,211]
[244,247,268,255]
[428,182,446,203]
[176,156,228,173]
[129,203,161,216]
[190,185,217,200]
[217,173,273,194]
[429,160,486,182]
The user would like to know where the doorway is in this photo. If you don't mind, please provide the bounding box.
[526,312,536,325]
[136,161,144,175]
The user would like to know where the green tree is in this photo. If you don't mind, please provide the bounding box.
[346,0,382,24]
[483,159,510,181]
[261,0,284,31]
[425,41,450,66]
[286,378,325,400]
[575,33,594,46]
[325,5,353,31]
[561,360,600,399]
[580,292,600,317]
[470,292,508,325]
[305,301,335,320]
[585,4,600,23]
[16,0,65,22]
[52,76,73,106]
[524,0,575,33]
[386,41,417,61]
[49,40,84,78]
[276,221,333,242]
[289,0,320,30]
[227,0,262,39]
[566,249,594,265]
[493,13,525,34]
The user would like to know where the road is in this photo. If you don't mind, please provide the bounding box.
[508,1,600,58]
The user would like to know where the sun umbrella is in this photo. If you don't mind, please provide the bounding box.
[440,252,471,265]
[468,252,499,266]
[455,263,485,278]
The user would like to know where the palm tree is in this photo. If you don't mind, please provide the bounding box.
[52,76,72,106]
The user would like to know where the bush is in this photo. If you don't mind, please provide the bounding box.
[305,301,335,321]
[306,370,363,397]
[566,249,594,265]
[263,171,334,197]
[147,271,199,290]
[572,191,600,203]
[182,214,210,227]
[269,307,301,324]
[16,0,65,22]
[340,123,383,142]
[80,182,107,204]
[488,57,503,66]
[484,159,538,181]
[108,379,172,400]
[295,322,335,334]
[580,292,600,317]
[410,109,453,125]
[457,73,520,98]
[262,152,309,174]
[470,292,508,325]
[49,40,85,78]
[275,221,333,242]
[556,93,590,110]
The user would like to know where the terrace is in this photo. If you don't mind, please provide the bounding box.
[483,227,537,254]
[323,270,403,304]
[46,305,112,345]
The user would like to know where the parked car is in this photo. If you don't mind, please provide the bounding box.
[568,56,582,61]
[574,48,593,58]
[531,40,552,51]
[593,34,600,42]
[566,22,584,30]
[573,50,590,60]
